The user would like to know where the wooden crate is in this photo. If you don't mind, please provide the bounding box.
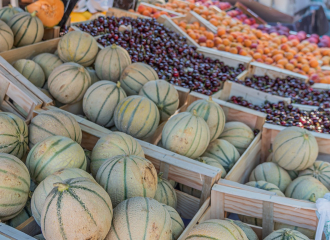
[261,123,330,162]
[8,105,221,237]
[149,91,266,184]
[179,179,320,240]
[139,2,185,17]
[0,223,37,240]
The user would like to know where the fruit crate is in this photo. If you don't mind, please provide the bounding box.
[0,63,45,122]
[8,106,222,238]
[225,2,267,25]
[149,91,266,183]
[178,179,320,240]
[138,2,185,18]
[0,223,37,239]
[261,123,330,163]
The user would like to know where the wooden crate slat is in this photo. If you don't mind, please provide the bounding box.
[0,223,36,240]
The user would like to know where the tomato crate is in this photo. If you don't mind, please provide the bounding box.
[179,179,321,240]
[3,106,221,238]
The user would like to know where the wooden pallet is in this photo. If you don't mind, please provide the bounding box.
[179,179,320,240]
[10,105,222,238]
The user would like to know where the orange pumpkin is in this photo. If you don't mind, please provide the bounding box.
[26,0,64,28]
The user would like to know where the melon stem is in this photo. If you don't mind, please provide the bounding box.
[8,4,13,8]
[54,183,69,192]
[111,44,117,49]
[116,81,121,88]
[208,96,213,102]
[158,172,164,182]
[303,133,309,140]
[30,11,38,17]
[193,109,198,116]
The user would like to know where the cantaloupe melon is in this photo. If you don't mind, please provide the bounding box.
[139,80,179,122]
[264,229,309,240]
[7,199,31,227]
[48,62,91,104]
[245,181,285,197]
[162,111,210,159]
[249,162,291,192]
[86,67,100,84]
[187,97,226,142]
[272,126,318,171]
[179,184,201,198]
[33,53,63,79]
[13,59,45,87]
[91,131,144,176]
[105,197,172,240]
[0,153,30,221]
[299,161,330,189]
[7,11,44,47]
[29,109,82,148]
[285,176,329,202]
[0,5,24,23]
[184,219,248,240]
[267,153,299,180]
[0,112,28,159]
[274,223,315,239]
[202,139,240,172]
[0,20,13,52]
[162,204,184,240]
[114,95,160,140]
[120,62,158,95]
[84,149,91,173]
[26,136,86,183]
[95,44,131,82]
[31,168,94,226]
[41,177,113,240]
[83,81,127,127]
[154,173,177,208]
[232,220,259,240]
[96,155,158,207]
[196,156,227,178]
[219,122,254,154]
[57,31,99,67]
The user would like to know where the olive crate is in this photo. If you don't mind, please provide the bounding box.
[148,91,266,184]
[7,106,222,238]
[178,179,322,240]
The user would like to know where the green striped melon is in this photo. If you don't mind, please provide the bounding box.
[13,59,45,87]
[33,234,45,240]
[187,97,226,142]
[95,44,131,82]
[154,173,177,208]
[29,109,82,148]
[272,126,318,171]
[7,11,44,47]
[120,62,158,95]
[33,53,63,79]
[219,122,254,154]
[162,204,185,240]
[267,153,299,180]
[0,112,28,159]
[179,184,201,198]
[274,223,315,239]
[31,168,94,226]
[114,95,160,140]
[91,131,145,176]
[299,161,330,189]
[0,153,30,221]
[105,197,171,240]
[249,162,291,192]
[264,229,309,240]
[202,139,240,172]
[232,220,258,240]
[7,199,31,227]
[285,176,329,202]
[0,20,13,52]
[196,156,227,178]
[139,80,179,122]
[83,81,127,127]
[245,181,285,197]
[162,111,210,159]
[184,219,248,240]
[26,136,87,183]
[84,149,91,173]
[48,62,91,104]
[0,5,23,23]
[86,67,100,84]
[41,177,113,240]
[57,31,98,67]
[95,155,158,207]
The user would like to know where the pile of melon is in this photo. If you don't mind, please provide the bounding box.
[0,108,190,239]
[236,126,326,239]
